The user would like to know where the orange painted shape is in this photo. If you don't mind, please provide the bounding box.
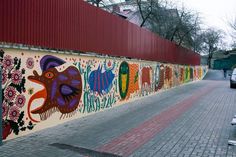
[126,64,139,99]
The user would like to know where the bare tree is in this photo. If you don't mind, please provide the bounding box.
[174,9,200,48]
[135,0,155,27]
[229,17,236,48]
[201,28,224,68]
[229,17,236,33]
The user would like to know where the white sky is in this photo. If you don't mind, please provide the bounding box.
[170,0,236,48]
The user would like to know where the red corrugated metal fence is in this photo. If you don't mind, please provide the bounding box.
[0,0,200,65]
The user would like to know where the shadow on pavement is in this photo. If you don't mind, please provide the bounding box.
[50,143,122,157]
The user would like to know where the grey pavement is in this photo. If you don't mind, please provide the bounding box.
[0,70,236,157]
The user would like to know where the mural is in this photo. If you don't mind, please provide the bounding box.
[184,67,191,82]
[75,59,117,114]
[88,61,115,95]
[173,65,180,87]
[190,67,193,80]
[27,55,82,122]
[180,67,184,83]
[156,64,165,91]
[141,66,152,95]
[0,50,35,140]
[164,65,173,89]
[0,48,208,141]
[119,61,129,99]
[126,64,139,99]
[154,64,160,91]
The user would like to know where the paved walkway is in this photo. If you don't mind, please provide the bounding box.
[1,70,236,157]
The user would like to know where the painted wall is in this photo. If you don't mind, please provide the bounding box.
[1,48,208,141]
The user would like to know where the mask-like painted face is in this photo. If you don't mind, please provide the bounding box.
[28,55,82,122]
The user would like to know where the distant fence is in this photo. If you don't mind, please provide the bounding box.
[0,0,200,65]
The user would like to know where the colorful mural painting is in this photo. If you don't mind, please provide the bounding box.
[154,64,160,91]
[126,64,139,99]
[88,61,115,95]
[141,66,152,95]
[27,55,83,123]
[173,65,180,87]
[119,61,129,99]
[156,64,165,91]
[0,48,207,141]
[164,65,173,89]
[75,59,118,114]
[0,50,35,140]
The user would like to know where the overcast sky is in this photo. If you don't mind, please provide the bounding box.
[170,0,236,47]
[113,0,236,47]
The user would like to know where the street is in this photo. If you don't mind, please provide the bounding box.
[1,70,236,157]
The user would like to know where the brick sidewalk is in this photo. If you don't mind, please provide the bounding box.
[0,80,236,157]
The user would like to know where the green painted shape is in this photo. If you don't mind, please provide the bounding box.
[184,67,189,82]
[119,61,129,99]
[134,71,138,83]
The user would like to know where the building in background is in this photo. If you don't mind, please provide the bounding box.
[211,49,236,70]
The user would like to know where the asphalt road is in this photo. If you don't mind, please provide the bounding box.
[1,70,236,157]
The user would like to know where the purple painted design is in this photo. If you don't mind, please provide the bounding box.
[69,99,78,108]
[28,58,82,122]
[40,55,65,72]
[88,65,115,95]
[68,69,78,76]
[51,81,57,100]
[61,85,73,96]
[71,80,81,86]
[58,75,68,81]
[57,97,65,106]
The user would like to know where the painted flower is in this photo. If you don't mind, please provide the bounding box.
[8,106,20,122]
[3,55,13,70]
[4,86,16,101]
[11,70,22,85]
[15,95,26,108]
[2,102,8,118]
[2,70,7,85]
[26,57,34,69]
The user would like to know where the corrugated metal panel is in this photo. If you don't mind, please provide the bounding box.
[0,0,200,65]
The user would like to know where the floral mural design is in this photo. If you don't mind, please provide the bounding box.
[1,50,35,140]
[26,57,34,69]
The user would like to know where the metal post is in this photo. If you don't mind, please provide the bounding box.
[0,66,2,145]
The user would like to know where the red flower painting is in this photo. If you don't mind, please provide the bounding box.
[0,50,35,140]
